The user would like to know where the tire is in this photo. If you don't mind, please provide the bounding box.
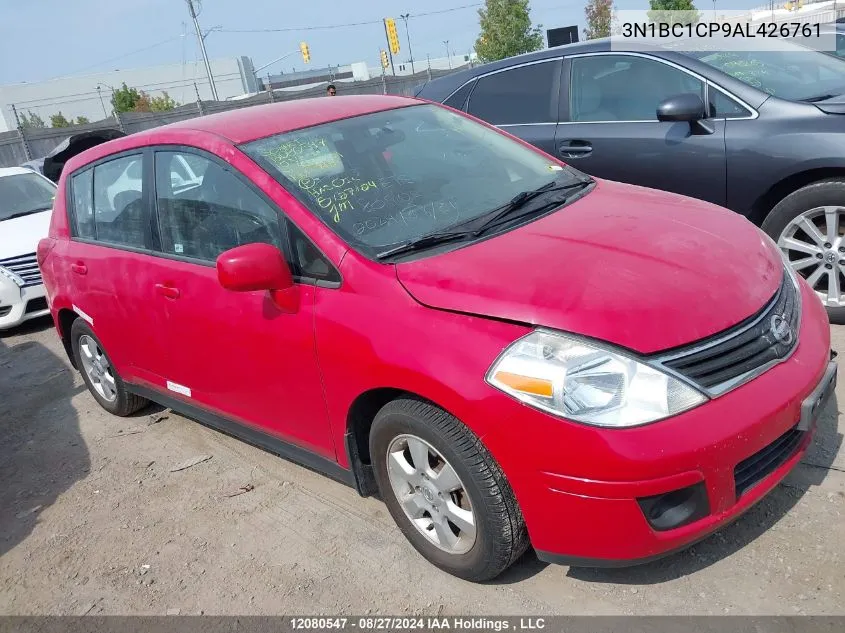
[761,179,845,324]
[370,397,529,582]
[71,319,148,416]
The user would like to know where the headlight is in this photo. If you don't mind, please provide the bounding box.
[0,266,24,288]
[486,330,707,428]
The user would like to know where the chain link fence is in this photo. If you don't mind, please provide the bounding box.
[0,66,469,169]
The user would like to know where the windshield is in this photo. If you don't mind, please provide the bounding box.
[0,172,57,222]
[241,104,587,256]
[686,41,845,101]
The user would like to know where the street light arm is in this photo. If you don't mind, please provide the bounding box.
[254,50,301,74]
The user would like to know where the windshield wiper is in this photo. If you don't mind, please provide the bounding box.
[1,207,52,221]
[802,93,840,103]
[375,230,472,260]
[471,180,591,237]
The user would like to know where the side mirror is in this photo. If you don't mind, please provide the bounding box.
[656,93,706,122]
[216,243,298,312]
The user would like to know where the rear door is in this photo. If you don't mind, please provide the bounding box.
[64,150,159,379]
[463,58,562,156]
[556,52,729,206]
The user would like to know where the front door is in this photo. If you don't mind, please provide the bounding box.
[141,148,334,458]
[556,53,728,207]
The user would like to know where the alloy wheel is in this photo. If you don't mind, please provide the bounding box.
[777,205,845,307]
[78,335,117,402]
[385,434,477,555]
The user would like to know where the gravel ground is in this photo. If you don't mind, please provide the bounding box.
[0,316,843,615]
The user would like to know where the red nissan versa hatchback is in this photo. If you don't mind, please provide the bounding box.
[38,95,836,581]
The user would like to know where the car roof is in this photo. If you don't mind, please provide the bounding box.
[416,39,616,102]
[151,94,418,144]
[59,94,424,177]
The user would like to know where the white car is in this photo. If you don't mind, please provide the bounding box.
[0,166,55,330]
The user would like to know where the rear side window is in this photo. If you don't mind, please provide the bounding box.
[154,150,283,263]
[92,155,145,248]
[466,61,558,125]
[69,154,145,248]
[70,169,95,239]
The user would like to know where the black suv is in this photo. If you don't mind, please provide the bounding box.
[417,38,845,321]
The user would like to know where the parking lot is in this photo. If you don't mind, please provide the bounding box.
[0,316,843,616]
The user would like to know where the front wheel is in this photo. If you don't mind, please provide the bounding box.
[762,180,845,324]
[370,398,529,582]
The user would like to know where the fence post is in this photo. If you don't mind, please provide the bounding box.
[267,74,275,103]
[10,105,32,161]
[194,83,206,116]
[115,110,126,133]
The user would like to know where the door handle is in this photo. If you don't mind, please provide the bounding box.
[559,141,593,157]
[71,262,87,275]
[155,283,180,300]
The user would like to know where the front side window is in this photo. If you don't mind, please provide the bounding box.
[687,42,845,101]
[570,55,704,122]
[466,61,558,125]
[0,172,56,222]
[154,151,283,262]
[241,104,586,257]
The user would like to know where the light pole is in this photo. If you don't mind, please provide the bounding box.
[185,0,219,101]
[399,13,415,74]
[96,83,117,118]
[443,40,451,68]
[96,86,108,118]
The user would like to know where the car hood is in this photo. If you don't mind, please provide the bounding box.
[0,209,52,260]
[395,180,783,355]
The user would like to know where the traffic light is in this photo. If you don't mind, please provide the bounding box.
[380,50,389,69]
[300,42,310,64]
[384,18,400,55]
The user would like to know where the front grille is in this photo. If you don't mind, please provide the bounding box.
[654,272,800,394]
[0,253,42,288]
[734,425,804,497]
[24,297,48,314]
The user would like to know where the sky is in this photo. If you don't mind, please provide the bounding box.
[0,0,765,86]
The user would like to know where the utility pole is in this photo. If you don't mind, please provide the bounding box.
[443,40,451,69]
[399,13,415,74]
[186,0,219,101]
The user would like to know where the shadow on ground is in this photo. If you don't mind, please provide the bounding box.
[0,324,90,557]
[562,394,842,585]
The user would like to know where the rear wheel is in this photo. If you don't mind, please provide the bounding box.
[370,398,529,582]
[71,319,148,416]
[762,180,845,323]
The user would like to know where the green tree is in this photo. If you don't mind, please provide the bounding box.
[75,116,90,125]
[474,0,544,63]
[584,0,614,40]
[648,0,700,25]
[50,111,71,128]
[110,82,143,114]
[18,111,46,129]
[150,92,178,112]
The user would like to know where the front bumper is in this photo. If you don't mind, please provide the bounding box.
[0,282,49,330]
[479,282,834,565]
